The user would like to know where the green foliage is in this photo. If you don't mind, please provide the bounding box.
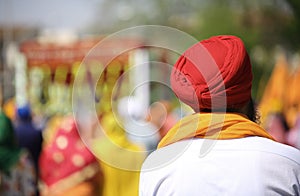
[91,0,300,101]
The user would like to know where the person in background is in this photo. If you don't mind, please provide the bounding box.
[287,114,300,149]
[39,115,103,196]
[139,35,300,195]
[92,111,145,196]
[145,100,178,140]
[118,96,160,154]
[13,105,43,176]
[264,112,289,144]
[0,111,38,196]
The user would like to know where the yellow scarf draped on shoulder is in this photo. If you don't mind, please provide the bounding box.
[158,113,275,148]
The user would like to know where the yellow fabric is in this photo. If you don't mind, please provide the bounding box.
[42,179,101,196]
[99,161,141,196]
[42,115,64,145]
[3,98,16,120]
[93,137,144,196]
[158,113,275,148]
[92,113,146,196]
[258,54,289,127]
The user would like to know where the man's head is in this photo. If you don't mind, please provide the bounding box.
[171,35,256,121]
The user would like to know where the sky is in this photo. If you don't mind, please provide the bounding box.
[0,0,102,31]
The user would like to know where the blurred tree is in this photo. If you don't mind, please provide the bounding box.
[89,0,300,100]
[91,0,299,49]
[286,0,300,19]
[284,0,300,50]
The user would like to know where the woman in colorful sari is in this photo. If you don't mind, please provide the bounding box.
[0,111,37,196]
[39,115,103,196]
[139,35,300,195]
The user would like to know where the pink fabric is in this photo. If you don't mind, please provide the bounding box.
[39,116,97,187]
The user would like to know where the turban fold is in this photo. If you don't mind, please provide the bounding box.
[170,35,252,111]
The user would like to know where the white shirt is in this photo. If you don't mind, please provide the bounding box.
[139,137,300,196]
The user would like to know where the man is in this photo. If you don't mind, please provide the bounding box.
[139,35,300,195]
[13,105,43,176]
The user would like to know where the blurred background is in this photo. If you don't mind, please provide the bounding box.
[1,0,300,101]
[1,0,300,195]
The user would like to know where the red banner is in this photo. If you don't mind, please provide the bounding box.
[20,37,143,68]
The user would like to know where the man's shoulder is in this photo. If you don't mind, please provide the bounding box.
[240,137,300,165]
[142,137,300,170]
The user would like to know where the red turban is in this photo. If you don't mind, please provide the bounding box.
[170,35,252,112]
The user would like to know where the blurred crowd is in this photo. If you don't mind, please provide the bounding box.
[0,41,300,195]
[0,98,179,196]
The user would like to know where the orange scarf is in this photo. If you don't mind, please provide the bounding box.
[158,113,275,148]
